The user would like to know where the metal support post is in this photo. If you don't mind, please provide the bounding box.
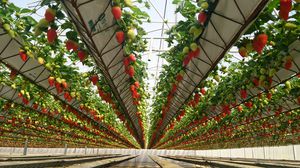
[23,137,28,155]
[64,143,67,155]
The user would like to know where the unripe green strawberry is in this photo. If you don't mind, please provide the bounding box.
[201,2,209,9]
[268,68,277,77]
[193,27,203,39]
[8,30,15,38]
[189,26,197,34]
[34,27,42,36]
[285,81,291,91]
[2,0,8,5]
[127,28,136,40]
[246,42,253,51]
[37,19,49,28]
[260,68,267,74]
[3,23,10,31]
[37,57,45,65]
[125,0,133,7]
[190,43,198,51]
[182,47,189,54]
[284,22,297,30]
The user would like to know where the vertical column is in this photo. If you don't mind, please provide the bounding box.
[64,143,68,155]
[263,147,266,159]
[23,137,28,156]
[85,146,87,155]
[293,145,296,160]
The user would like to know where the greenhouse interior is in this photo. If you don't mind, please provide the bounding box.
[0,0,299,167]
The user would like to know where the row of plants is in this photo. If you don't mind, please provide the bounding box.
[174,107,300,150]
[158,76,300,149]
[0,86,129,147]
[0,135,96,148]
[0,0,150,147]
[0,61,137,148]
[150,0,300,148]
[34,0,150,145]
[148,0,216,147]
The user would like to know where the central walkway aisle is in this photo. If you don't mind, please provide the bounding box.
[110,154,160,168]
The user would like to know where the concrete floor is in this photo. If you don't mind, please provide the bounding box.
[111,154,160,168]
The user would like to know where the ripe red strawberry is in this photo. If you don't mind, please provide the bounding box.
[123,57,130,66]
[19,50,27,62]
[98,89,105,98]
[279,0,292,21]
[133,100,140,105]
[252,33,268,54]
[47,28,57,44]
[171,83,177,93]
[240,89,247,99]
[132,90,140,99]
[10,69,18,80]
[79,104,84,110]
[134,81,140,88]
[116,31,124,44]
[32,103,39,110]
[130,84,136,92]
[180,110,186,117]
[237,105,243,112]
[18,92,23,98]
[267,92,272,100]
[176,74,183,81]
[62,81,68,89]
[65,40,78,51]
[127,65,135,77]
[222,104,231,114]
[198,11,207,25]
[45,8,56,22]
[191,47,200,58]
[239,47,248,57]
[77,50,86,62]
[253,77,259,87]
[183,56,191,67]
[22,97,29,105]
[112,6,122,20]
[245,101,253,108]
[268,77,273,87]
[194,92,200,104]
[128,54,136,62]
[48,76,55,86]
[55,82,63,94]
[284,59,293,70]
[41,108,48,114]
[64,92,70,100]
[90,75,99,85]
[200,88,206,95]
